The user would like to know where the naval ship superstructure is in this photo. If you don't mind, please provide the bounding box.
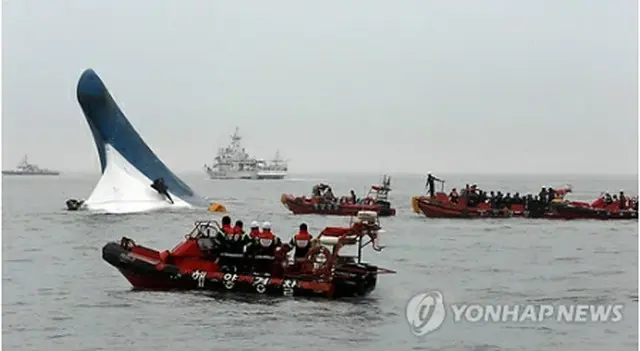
[204,128,288,180]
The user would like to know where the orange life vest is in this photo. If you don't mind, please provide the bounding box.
[258,230,275,247]
[293,230,312,248]
[222,224,234,234]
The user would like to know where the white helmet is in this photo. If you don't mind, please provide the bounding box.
[250,221,259,228]
[262,221,271,230]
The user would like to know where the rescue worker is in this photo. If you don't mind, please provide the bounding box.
[233,220,244,234]
[503,193,512,208]
[350,190,357,204]
[489,191,496,209]
[216,216,235,271]
[220,220,248,272]
[512,192,521,204]
[249,221,261,239]
[448,188,459,203]
[220,216,234,234]
[248,221,279,275]
[324,187,336,202]
[425,173,442,198]
[461,184,470,202]
[151,178,174,204]
[619,191,626,210]
[604,193,613,205]
[538,187,548,205]
[289,223,313,262]
[547,187,555,202]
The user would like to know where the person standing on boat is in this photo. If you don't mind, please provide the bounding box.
[249,222,278,275]
[350,190,357,204]
[220,220,247,272]
[217,216,238,271]
[547,187,555,202]
[324,187,336,202]
[220,216,234,234]
[249,221,261,239]
[425,173,442,198]
[619,191,627,210]
[538,187,548,205]
[289,223,313,262]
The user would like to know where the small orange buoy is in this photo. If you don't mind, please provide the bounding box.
[208,203,227,213]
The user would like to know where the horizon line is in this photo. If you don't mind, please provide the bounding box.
[19,170,639,177]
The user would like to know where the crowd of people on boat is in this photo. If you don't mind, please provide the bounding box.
[311,184,362,204]
[423,173,638,212]
[310,183,390,206]
[441,184,637,212]
[210,216,316,275]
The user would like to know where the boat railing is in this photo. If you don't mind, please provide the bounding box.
[186,220,221,239]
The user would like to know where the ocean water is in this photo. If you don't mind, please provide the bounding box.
[2,173,638,351]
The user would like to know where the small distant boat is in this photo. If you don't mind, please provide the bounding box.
[2,155,60,176]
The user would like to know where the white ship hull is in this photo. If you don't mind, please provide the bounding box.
[205,168,287,180]
[256,170,287,180]
[205,168,259,180]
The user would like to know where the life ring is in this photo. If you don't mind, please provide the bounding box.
[305,246,333,277]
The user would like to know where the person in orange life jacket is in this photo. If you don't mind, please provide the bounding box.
[249,221,261,239]
[249,221,280,275]
[289,223,313,261]
[226,220,249,253]
[220,216,234,234]
[209,216,230,260]
[217,216,239,272]
[225,220,251,273]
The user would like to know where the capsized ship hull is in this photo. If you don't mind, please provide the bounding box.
[75,69,209,214]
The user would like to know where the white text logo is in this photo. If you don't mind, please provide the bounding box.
[405,290,624,337]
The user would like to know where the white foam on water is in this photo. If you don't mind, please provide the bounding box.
[84,144,192,214]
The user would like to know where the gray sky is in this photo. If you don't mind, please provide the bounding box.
[3,0,638,174]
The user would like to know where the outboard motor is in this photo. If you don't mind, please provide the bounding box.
[66,199,84,211]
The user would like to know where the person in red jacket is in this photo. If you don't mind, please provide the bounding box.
[220,216,233,234]
[289,223,313,262]
[248,222,279,275]
[249,221,261,239]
